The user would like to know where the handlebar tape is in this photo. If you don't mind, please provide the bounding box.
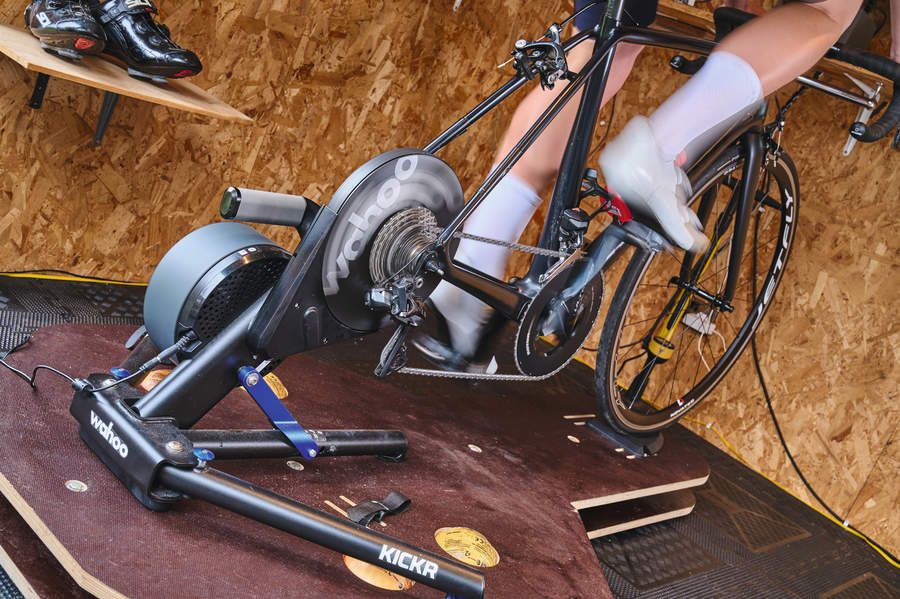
[827,46,900,143]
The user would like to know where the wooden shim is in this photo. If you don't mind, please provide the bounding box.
[570,474,708,512]
[0,24,252,124]
[580,489,696,539]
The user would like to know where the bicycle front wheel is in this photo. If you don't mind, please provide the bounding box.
[595,145,800,435]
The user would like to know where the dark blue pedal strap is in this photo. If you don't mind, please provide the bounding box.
[237,366,320,460]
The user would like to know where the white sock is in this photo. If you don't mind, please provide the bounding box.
[649,52,763,162]
[429,171,542,357]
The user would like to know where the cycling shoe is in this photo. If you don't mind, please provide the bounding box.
[24,0,105,60]
[92,0,201,82]
[410,300,500,373]
[599,116,709,253]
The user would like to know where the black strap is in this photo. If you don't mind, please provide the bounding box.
[95,0,157,24]
[347,491,411,526]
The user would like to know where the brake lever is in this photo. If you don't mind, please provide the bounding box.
[842,74,883,156]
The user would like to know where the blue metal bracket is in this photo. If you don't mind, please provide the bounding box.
[237,365,320,460]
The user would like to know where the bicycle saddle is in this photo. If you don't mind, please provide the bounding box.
[713,7,757,41]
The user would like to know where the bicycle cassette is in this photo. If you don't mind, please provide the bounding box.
[321,149,464,332]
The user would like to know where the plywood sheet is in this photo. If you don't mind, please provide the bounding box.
[579,489,696,539]
[0,324,710,599]
[0,495,91,599]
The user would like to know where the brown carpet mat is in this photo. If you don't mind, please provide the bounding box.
[0,324,708,598]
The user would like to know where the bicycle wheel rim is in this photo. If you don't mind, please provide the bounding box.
[598,149,799,433]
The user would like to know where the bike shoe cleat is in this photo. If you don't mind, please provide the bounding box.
[92,0,202,81]
[24,0,106,60]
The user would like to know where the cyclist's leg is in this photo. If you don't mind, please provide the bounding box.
[600,0,861,252]
[428,7,644,360]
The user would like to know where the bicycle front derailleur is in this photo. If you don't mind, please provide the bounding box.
[512,23,570,89]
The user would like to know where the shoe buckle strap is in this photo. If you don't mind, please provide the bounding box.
[96,0,157,24]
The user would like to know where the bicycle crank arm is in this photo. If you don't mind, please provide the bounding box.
[561,221,669,302]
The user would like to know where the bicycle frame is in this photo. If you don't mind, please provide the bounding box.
[417,11,739,322]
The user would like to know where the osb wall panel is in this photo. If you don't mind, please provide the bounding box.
[0,0,897,555]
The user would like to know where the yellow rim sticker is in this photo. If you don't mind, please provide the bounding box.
[342,555,415,591]
[434,527,500,568]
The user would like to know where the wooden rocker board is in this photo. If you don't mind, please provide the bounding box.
[0,24,251,124]
[578,489,696,539]
[0,324,709,598]
[0,495,91,599]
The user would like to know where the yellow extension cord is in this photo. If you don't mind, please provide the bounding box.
[682,413,899,569]
[0,271,147,286]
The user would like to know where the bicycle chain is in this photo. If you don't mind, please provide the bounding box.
[398,366,555,381]
[428,227,568,259]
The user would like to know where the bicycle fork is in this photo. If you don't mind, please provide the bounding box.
[625,132,766,407]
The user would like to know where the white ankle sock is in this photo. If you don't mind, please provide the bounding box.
[429,171,542,357]
[648,51,763,162]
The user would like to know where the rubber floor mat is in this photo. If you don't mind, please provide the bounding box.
[0,276,143,356]
[592,425,900,598]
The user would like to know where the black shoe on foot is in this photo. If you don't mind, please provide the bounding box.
[92,0,202,82]
[24,0,105,60]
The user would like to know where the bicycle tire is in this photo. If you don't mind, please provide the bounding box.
[595,144,800,435]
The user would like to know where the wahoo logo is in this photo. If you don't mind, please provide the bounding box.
[378,544,439,580]
[89,411,129,458]
[323,155,419,296]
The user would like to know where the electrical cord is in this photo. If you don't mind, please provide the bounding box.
[0,331,196,394]
[0,341,78,388]
[750,208,899,566]
[0,268,146,286]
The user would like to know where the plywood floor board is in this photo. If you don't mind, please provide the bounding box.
[0,324,710,598]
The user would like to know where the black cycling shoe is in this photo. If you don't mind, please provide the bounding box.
[91,0,202,83]
[410,300,503,373]
[24,0,105,60]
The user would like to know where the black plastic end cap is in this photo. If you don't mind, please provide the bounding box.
[220,187,242,219]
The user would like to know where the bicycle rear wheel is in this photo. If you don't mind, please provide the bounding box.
[595,145,799,435]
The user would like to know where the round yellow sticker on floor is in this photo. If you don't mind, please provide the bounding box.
[434,527,500,568]
[342,555,415,590]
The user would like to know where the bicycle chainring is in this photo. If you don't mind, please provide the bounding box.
[514,263,602,377]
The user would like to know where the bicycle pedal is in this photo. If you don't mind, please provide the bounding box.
[682,312,716,335]
[374,324,409,378]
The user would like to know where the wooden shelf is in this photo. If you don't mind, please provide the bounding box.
[0,24,251,125]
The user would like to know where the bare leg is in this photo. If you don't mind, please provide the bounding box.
[424,37,643,360]
[499,40,643,192]
[600,0,861,253]
[718,0,863,95]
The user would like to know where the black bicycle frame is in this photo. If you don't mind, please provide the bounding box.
[419,13,718,321]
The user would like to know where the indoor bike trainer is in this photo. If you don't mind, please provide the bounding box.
[66,3,900,598]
